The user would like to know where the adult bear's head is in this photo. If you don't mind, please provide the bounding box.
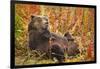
[28,15,49,33]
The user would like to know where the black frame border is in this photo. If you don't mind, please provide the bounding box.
[10,1,97,68]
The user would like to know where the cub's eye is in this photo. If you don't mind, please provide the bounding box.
[51,37,56,41]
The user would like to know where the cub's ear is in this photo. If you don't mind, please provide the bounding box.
[31,15,35,20]
[64,32,74,41]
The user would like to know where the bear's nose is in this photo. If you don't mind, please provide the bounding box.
[45,22,48,24]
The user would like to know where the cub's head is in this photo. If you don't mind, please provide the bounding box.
[28,15,49,32]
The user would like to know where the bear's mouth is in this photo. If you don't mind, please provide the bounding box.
[42,25,48,30]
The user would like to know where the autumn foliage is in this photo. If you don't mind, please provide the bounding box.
[15,4,95,65]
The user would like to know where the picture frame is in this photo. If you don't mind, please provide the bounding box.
[10,0,96,68]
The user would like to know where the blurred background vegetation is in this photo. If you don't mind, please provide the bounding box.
[15,4,95,65]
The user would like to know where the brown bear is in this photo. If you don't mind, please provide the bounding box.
[50,32,80,62]
[28,15,67,62]
[28,15,51,54]
[64,32,80,56]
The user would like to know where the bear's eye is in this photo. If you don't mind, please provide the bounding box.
[45,18,48,22]
[51,37,56,41]
[37,18,42,22]
[43,16,48,22]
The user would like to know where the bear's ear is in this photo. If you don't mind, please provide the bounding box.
[31,15,35,20]
[64,32,74,41]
